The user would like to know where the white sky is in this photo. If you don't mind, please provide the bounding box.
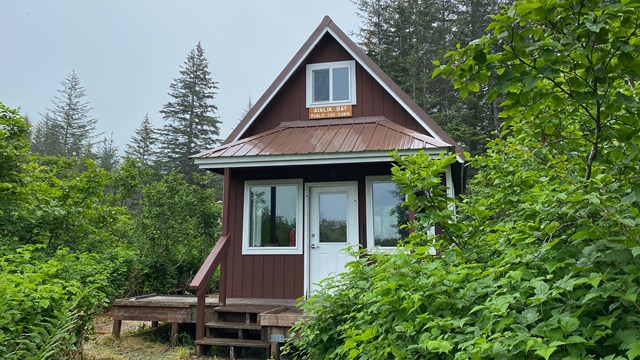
[1,1,362,150]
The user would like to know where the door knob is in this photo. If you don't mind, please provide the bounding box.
[310,244,320,249]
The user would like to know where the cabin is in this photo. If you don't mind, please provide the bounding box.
[187,16,464,358]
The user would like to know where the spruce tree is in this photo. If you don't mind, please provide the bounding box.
[125,113,157,168]
[31,113,62,156]
[157,42,220,182]
[239,97,253,122]
[355,0,505,154]
[95,133,119,171]
[31,71,99,158]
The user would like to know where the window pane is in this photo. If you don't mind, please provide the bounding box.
[312,69,330,102]
[372,182,407,247]
[319,192,347,243]
[332,67,350,101]
[249,185,297,247]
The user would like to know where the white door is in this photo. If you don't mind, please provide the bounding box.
[306,182,359,295]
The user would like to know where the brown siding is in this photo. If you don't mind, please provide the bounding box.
[222,163,393,299]
[242,34,427,140]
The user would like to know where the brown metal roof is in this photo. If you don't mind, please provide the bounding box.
[192,117,452,169]
[224,16,464,157]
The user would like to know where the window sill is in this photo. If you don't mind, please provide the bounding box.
[242,247,303,255]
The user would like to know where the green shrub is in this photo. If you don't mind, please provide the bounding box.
[125,171,222,294]
[0,245,113,359]
[287,0,640,357]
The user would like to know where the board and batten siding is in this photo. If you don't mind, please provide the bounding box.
[221,164,390,299]
[243,34,424,139]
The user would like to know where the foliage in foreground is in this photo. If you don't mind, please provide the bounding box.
[1,101,223,358]
[1,102,134,358]
[0,246,116,359]
[287,0,640,358]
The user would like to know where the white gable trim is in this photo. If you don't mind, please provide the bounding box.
[229,29,330,144]
[228,26,446,145]
[326,28,446,144]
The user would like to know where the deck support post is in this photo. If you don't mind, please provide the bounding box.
[112,319,122,338]
[170,322,179,345]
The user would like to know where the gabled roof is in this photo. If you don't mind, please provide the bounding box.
[225,16,463,156]
[193,117,452,169]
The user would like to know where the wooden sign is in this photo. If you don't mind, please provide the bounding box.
[309,105,352,120]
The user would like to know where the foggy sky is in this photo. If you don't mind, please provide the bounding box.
[1,1,362,151]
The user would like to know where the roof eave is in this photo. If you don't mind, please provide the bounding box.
[193,148,449,170]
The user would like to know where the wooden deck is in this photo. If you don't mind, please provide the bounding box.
[112,294,219,344]
[112,294,303,354]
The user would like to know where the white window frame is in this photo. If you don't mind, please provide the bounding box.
[366,174,447,252]
[365,176,408,251]
[306,60,357,107]
[242,179,303,255]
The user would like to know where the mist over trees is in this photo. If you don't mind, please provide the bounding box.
[31,71,99,158]
[0,42,224,358]
[125,113,156,169]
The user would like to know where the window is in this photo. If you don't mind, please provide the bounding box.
[243,180,303,255]
[306,60,356,106]
[365,177,409,250]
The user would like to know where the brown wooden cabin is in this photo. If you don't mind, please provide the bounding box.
[188,16,464,356]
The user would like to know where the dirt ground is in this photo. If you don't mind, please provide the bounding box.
[83,312,219,360]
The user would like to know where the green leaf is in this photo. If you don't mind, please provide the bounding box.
[535,346,557,360]
[468,81,480,93]
[544,222,560,234]
[472,51,487,64]
[584,19,603,32]
[628,340,640,359]
[588,273,603,288]
[425,339,453,353]
[559,316,580,334]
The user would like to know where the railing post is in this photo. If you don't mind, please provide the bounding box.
[190,234,230,340]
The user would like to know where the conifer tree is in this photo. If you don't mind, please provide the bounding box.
[125,113,157,168]
[31,71,99,158]
[157,42,220,182]
[95,133,119,172]
[31,113,62,156]
[355,0,505,154]
[239,97,253,121]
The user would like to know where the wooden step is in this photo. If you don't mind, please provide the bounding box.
[195,337,269,348]
[214,305,280,314]
[205,321,261,331]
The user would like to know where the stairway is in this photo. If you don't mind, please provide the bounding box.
[195,304,277,359]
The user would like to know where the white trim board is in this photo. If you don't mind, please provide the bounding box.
[194,149,445,170]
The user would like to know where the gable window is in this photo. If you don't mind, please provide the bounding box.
[243,179,303,255]
[306,60,356,106]
[365,176,409,250]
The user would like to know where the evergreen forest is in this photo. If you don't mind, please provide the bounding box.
[2,0,639,358]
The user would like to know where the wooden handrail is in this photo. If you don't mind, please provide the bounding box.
[190,234,230,340]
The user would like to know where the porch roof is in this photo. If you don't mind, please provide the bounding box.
[192,117,453,169]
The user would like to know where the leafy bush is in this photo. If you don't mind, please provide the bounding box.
[0,103,136,358]
[0,245,113,359]
[289,149,640,359]
[287,0,640,358]
[125,171,222,294]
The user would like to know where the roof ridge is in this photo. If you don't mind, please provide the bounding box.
[221,16,464,159]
